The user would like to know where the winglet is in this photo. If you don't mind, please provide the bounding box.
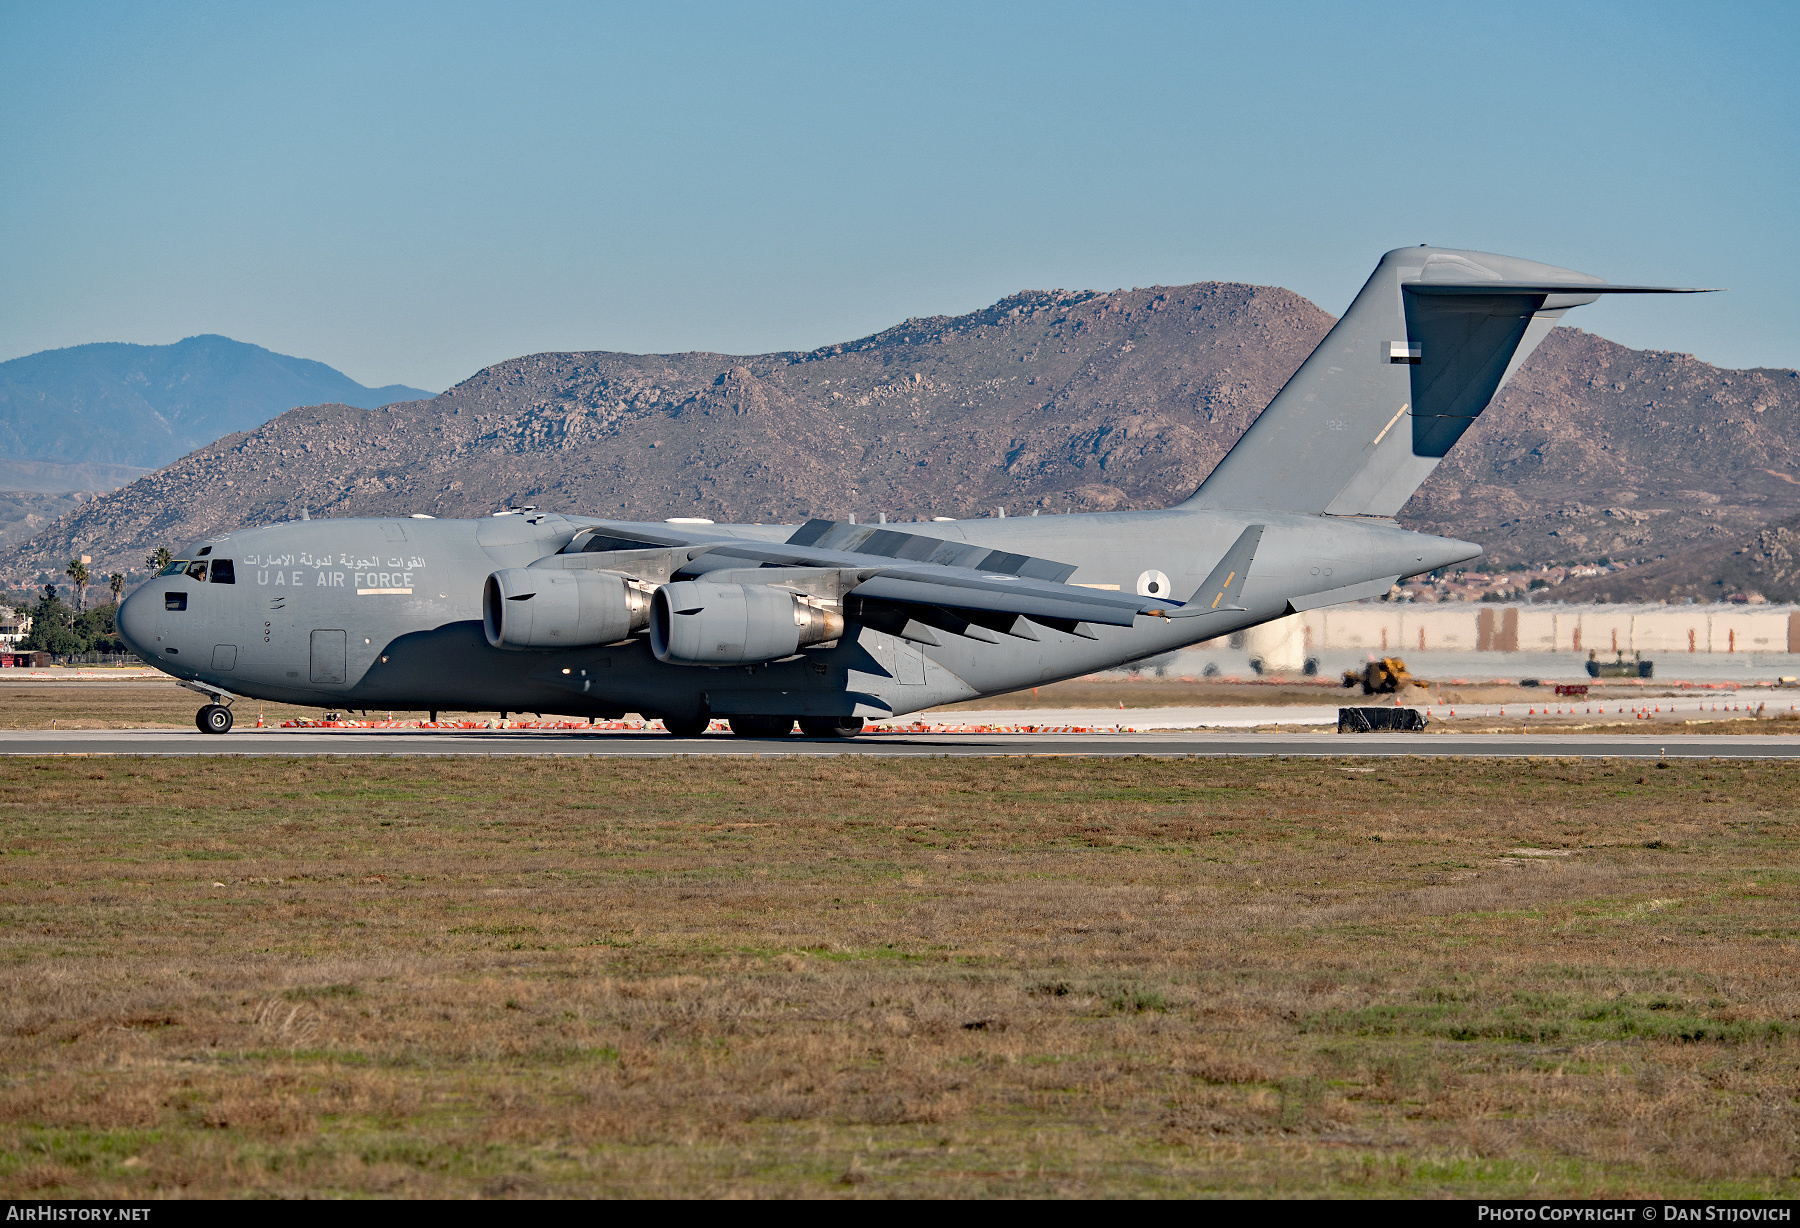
[1168,525,1262,619]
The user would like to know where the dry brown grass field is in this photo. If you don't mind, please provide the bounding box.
[1,754,1797,1199]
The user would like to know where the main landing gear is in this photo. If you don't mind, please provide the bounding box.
[728,715,794,738]
[659,714,866,739]
[195,704,234,735]
[720,716,866,739]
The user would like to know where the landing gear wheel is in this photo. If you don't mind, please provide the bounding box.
[197,704,234,735]
[660,715,710,737]
[799,716,864,739]
[728,715,795,738]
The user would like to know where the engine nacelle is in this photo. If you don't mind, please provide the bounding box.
[483,568,651,650]
[649,580,843,666]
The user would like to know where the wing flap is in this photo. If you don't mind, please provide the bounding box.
[849,576,1144,627]
[784,519,1078,582]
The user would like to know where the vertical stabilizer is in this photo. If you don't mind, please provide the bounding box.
[1180,247,1702,517]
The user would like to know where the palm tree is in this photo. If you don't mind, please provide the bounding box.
[65,560,89,612]
[109,573,124,606]
[146,547,172,575]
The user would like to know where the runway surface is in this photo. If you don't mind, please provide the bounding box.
[886,695,1798,729]
[5,727,1800,758]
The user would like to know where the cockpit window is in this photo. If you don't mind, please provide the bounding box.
[186,561,208,581]
[159,559,188,577]
[208,559,235,584]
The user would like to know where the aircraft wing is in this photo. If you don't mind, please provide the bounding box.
[560,518,1192,629]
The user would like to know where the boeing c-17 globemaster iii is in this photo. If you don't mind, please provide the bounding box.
[115,247,1711,736]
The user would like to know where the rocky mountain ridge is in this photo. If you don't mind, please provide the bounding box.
[4,281,1796,586]
[1552,509,1800,605]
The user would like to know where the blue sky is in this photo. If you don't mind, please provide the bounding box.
[2,0,1794,392]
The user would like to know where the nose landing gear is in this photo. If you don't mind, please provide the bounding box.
[196,704,234,734]
[177,680,238,735]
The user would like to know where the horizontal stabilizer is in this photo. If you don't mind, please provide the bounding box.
[1403,282,1717,295]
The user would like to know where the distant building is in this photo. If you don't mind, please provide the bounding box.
[1209,603,1800,656]
[0,610,29,650]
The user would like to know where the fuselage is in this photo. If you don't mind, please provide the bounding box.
[116,507,1475,722]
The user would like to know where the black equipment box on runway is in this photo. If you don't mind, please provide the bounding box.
[1338,707,1428,733]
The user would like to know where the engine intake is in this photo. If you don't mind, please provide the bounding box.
[650,581,843,666]
[483,568,651,649]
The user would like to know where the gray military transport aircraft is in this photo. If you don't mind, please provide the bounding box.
[116,246,1708,736]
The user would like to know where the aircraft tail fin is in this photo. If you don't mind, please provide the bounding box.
[1180,247,1713,517]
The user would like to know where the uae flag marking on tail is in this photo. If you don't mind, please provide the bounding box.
[1388,340,1422,364]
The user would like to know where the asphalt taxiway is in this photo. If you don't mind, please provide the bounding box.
[3,727,1800,758]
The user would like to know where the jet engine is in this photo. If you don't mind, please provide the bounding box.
[483,568,652,649]
[650,580,843,666]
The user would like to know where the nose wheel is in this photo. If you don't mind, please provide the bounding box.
[176,681,239,735]
[196,704,234,735]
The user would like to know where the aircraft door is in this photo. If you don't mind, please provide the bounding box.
[153,587,189,650]
[309,630,347,685]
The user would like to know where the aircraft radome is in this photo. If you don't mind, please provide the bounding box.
[115,247,1712,737]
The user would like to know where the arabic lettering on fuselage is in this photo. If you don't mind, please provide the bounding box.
[242,548,428,589]
[241,552,426,569]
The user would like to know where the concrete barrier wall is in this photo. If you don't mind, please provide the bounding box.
[1287,603,1800,654]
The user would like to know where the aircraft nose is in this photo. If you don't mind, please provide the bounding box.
[116,587,156,661]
